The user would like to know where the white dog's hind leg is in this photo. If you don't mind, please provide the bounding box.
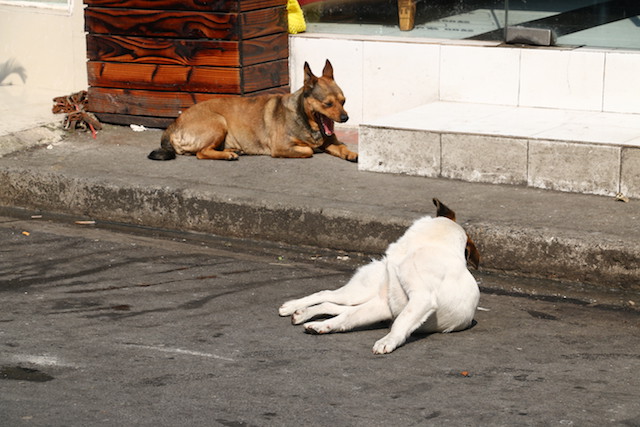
[372,293,437,354]
[291,302,349,324]
[304,298,392,334]
[279,260,386,316]
[279,290,341,317]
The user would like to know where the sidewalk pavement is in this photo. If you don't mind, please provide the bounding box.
[0,123,638,305]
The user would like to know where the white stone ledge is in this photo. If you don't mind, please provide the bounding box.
[359,102,640,198]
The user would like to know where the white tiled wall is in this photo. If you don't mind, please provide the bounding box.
[362,41,440,121]
[603,51,640,114]
[519,49,605,111]
[439,44,520,106]
[290,34,640,126]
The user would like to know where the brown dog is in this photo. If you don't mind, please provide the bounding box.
[148,60,357,162]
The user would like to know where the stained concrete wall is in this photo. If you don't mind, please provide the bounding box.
[0,1,87,93]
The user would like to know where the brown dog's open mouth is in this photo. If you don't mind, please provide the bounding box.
[314,113,335,137]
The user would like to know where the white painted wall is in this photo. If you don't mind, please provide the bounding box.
[0,0,87,92]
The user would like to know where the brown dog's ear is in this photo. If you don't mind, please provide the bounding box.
[303,61,318,93]
[322,59,334,79]
[465,237,480,270]
[432,198,456,222]
[432,198,479,268]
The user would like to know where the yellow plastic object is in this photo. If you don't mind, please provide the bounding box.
[287,0,306,34]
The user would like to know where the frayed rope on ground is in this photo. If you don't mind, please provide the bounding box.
[52,90,102,138]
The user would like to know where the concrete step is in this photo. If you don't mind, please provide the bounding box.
[359,102,640,199]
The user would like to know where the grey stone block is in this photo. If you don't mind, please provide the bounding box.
[441,134,528,185]
[528,140,620,196]
[621,147,640,199]
[359,127,440,177]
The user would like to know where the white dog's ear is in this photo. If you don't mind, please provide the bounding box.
[466,237,480,270]
[432,198,456,221]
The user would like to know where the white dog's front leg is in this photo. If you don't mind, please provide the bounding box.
[372,296,436,354]
[372,335,402,354]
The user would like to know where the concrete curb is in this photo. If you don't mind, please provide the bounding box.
[1,165,639,292]
[0,125,639,297]
[0,166,408,252]
[467,223,640,289]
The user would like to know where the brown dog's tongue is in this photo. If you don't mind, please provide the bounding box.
[322,115,334,136]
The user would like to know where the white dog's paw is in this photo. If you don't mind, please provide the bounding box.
[291,309,308,325]
[278,300,299,317]
[372,335,401,354]
[303,321,333,334]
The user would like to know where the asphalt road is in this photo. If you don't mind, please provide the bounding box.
[1,213,639,426]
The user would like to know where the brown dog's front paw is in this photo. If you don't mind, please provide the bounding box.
[196,150,240,161]
[345,151,358,163]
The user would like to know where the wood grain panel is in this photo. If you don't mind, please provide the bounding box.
[88,86,290,120]
[84,0,289,122]
[95,114,175,129]
[242,32,288,64]
[86,32,287,67]
[83,0,286,13]
[85,8,237,39]
[238,7,287,39]
[88,87,219,117]
[243,59,289,92]
[85,7,285,40]
[87,62,239,93]
[87,59,289,93]
[87,35,241,67]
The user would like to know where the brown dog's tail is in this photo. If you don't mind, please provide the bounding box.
[148,130,176,161]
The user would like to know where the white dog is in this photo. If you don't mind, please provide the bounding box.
[279,198,480,354]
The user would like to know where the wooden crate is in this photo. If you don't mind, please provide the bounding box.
[84,0,289,128]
